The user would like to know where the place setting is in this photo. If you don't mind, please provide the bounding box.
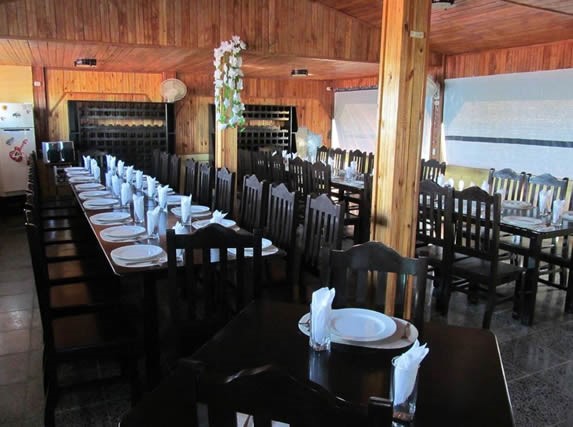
[75,182,105,191]
[100,225,147,243]
[83,197,120,210]
[78,190,113,200]
[192,210,237,230]
[69,175,97,184]
[90,211,133,226]
[110,244,167,268]
[170,204,211,218]
[501,215,545,229]
[227,237,279,258]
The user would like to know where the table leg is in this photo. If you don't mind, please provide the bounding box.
[565,255,573,313]
[521,237,541,326]
[143,273,161,388]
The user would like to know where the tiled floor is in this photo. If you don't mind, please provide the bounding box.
[1,211,573,426]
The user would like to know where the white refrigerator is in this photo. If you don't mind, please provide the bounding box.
[0,103,36,196]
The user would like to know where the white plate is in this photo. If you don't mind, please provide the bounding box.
[227,238,273,255]
[298,313,416,350]
[192,218,236,229]
[502,200,532,209]
[111,245,164,262]
[79,190,112,200]
[562,211,573,221]
[69,176,96,183]
[502,216,544,227]
[65,166,86,172]
[170,205,210,217]
[66,170,91,176]
[329,308,397,342]
[101,225,146,239]
[90,212,131,223]
[84,198,119,207]
[166,195,182,205]
[76,183,105,190]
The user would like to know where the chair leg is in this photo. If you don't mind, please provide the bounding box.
[565,267,573,314]
[482,286,497,329]
[44,363,58,427]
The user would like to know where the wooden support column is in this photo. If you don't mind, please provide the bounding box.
[215,127,238,173]
[31,67,49,148]
[371,0,431,315]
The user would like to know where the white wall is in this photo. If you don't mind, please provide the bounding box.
[331,89,378,153]
[443,68,573,178]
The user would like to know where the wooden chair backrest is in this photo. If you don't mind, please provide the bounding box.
[213,167,236,215]
[168,154,181,192]
[525,173,569,207]
[196,163,214,207]
[264,183,298,251]
[487,168,527,201]
[184,158,199,196]
[309,161,332,196]
[239,174,269,232]
[420,158,446,182]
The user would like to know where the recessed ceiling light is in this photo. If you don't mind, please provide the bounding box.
[291,69,309,78]
[74,58,97,68]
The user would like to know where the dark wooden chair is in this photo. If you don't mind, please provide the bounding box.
[343,173,373,243]
[297,194,345,301]
[316,145,330,164]
[415,180,455,313]
[166,225,262,359]
[323,241,428,332]
[168,153,181,192]
[238,174,269,232]
[119,359,393,427]
[184,158,199,196]
[448,187,525,328]
[151,149,161,178]
[253,150,272,182]
[420,158,446,182]
[348,149,368,174]
[159,151,170,185]
[237,149,253,194]
[196,162,214,208]
[26,221,140,427]
[330,148,347,172]
[309,160,332,196]
[487,168,527,200]
[367,152,375,174]
[524,173,568,208]
[270,152,287,184]
[213,167,236,215]
[288,157,311,222]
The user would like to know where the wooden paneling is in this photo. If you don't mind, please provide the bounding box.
[445,39,573,78]
[43,69,163,142]
[502,0,573,15]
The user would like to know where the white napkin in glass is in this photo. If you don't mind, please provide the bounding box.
[310,287,336,347]
[446,178,454,188]
[105,171,113,190]
[350,161,357,172]
[344,166,353,181]
[83,155,91,171]
[112,175,121,197]
[146,206,161,236]
[496,188,506,201]
[90,158,98,173]
[91,165,100,182]
[173,221,187,258]
[135,170,144,190]
[393,340,429,405]
[457,179,465,191]
[552,199,566,224]
[546,189,554,213]
[180,195,192,224]
[121,182,132,206]
[125,166,134,184]
[157,185,170,210]
[108,156,116,172]
[147,176,157,198]
[436,174,446,186]
[282,150,288,159]
[210,210,227,224]
[538,189,553,213]
[480,180,490,193]
[133,194,144,222]
[117,160,125,178]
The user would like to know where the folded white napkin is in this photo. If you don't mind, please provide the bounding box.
[180,195,192,224]
[173,221,187,258]
[209,210,227,224]
[105,171,113,190]
[344,166,354,181]
[108,156,116,172]
[125,166,134,184]
[111,175,121,197]
[91,165,100,182]
[121,182,132,206]
[496,188,506,201]
[133,194,144,223]
[436,174,446,186]
[135,170,144,190]
[457,179,465,191]
[282,150,288,159]
[470,181,476,188]
[147,176,157,198]
[146,206,161,236]
[157,185,170,210]
[552,199,566,224]
[392,340,429,405]
[446,178,454,188]
[83,155,91,171]
[350,161,357,172]
[310,287,335,349]
[538,189,553,213]
[117,160,125,178]
[480,180,490,193]
[90,158,98,173]
[327,158,334,168]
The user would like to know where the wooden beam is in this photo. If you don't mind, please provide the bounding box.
[31,66,48,148]
[371,0,431,314]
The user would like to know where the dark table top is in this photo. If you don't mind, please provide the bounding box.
[191,300,514,427]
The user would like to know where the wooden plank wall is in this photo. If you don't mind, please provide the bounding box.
[0,0,379,63]
[445,39,573,79]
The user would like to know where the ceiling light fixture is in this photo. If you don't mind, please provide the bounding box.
[291,69,309,78]
[74,58,97,68]
[432,0,455,10]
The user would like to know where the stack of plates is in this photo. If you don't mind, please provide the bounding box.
[110,245,166,268]
[90,211,132,226]
[170,205,210,217]
[100,225,146,242]
[83,198,119,210]
[192,218,236,229]
[76,183,105,191]
[502,216,544,228]
[69,176,96,183]
[228,238,278,256]
[79,190,112,200]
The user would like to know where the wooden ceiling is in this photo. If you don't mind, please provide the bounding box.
[0,0,571,80]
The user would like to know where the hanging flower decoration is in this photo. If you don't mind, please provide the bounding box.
[214,35,246,130]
